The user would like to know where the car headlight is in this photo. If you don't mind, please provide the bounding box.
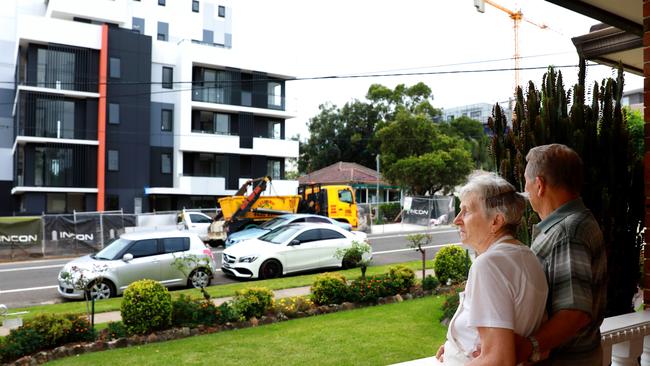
[239,255,258,263]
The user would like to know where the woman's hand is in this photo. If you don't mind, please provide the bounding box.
[436,344,445,362]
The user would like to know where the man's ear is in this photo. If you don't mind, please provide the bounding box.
[535,176,545,196]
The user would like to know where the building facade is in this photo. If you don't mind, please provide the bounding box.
[0,0,298,215]
[442,101,513,132]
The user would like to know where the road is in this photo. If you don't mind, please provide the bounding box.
[0,228,461,309]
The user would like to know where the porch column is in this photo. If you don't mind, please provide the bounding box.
[645,0,650,309]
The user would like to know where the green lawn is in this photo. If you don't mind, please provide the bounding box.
[13,260,433,321]
[48,295,447,366]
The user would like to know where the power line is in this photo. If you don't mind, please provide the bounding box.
[0,63,600,106]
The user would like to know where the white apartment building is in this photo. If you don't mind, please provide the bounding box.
[0,0,299,215]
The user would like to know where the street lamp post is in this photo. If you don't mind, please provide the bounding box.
[376,154,380,224]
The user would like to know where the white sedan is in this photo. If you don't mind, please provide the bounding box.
[221,223,371,279]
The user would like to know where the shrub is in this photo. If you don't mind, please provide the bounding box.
[433,245,470,284]
[387,265,416,293]
[422,275,440,291]
[348,274,395,303]
[171,294,218,327]
[439,289,462,323]
[217,302,242,324]
[274,296,315,318]
[121,279,172,335]
[105,321,128,340]
[232,287,274,319]
[310,272,350,305]
[0,313,93,363]
[379,202,401,222]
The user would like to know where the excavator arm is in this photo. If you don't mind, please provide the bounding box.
[225,176,272,232]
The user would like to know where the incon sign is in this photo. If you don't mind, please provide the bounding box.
[0,235,38,244]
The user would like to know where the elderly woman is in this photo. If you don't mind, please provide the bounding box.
[435,172,548,366]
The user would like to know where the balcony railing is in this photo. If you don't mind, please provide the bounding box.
[391,310,650,366]
[192,86,286,111]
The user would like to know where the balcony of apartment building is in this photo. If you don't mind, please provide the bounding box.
[190,66,294,120]
[183,110,298,158]
[12,142,97,194]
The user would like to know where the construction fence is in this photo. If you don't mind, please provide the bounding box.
[357,196,456,233]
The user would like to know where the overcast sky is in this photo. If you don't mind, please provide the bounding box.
[232,0,643,139]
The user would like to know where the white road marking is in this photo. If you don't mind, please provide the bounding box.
[373,243,462,255]
[0,285,58,294]
[369,229,459,240]
[0,264,64,273]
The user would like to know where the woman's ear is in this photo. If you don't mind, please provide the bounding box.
[492,213,506,232]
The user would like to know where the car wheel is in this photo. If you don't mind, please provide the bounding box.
[259,259,282,279]
[88,280,115,300]
[188,268,212,288]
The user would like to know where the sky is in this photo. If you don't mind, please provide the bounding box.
[232,0,643,139]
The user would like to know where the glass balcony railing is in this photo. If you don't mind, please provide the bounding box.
[191,86,286,111]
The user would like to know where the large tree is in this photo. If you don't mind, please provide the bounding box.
[440,116,493,170]
[298,101,381,173]
[375,99,473,195]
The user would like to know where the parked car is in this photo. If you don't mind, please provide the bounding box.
[225,213,352,248]
[177,211,214,242]
[221,223,371,279]
[57,231,217,300]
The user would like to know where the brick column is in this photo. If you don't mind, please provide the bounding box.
[644,0,650,309]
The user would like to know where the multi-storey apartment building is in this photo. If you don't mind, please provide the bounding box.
[442,101,513,133]
[0,0,298,215]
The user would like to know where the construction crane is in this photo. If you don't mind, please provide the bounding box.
[474,0,549,91]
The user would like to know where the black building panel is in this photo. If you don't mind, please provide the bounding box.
[252,155,267,178]
[239,113,253,148]
[150,146,173,187]
[227,155,239,190]
[105,27,152,213]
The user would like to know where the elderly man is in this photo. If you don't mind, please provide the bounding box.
[519,144,607,365]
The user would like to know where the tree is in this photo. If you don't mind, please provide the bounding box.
[298,101,381,173]
[440,116,493,170]
[376,109,473,195]
[334,240,372,280]
[489,61,644,317]
[406,233,432,281]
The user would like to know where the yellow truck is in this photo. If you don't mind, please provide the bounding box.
[208,177,358,242]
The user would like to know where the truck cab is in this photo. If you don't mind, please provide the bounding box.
[298,184,358,228]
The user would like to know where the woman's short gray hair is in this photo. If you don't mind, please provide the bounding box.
[459,171,526,233]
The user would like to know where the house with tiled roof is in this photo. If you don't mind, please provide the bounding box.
[298,162,402,204]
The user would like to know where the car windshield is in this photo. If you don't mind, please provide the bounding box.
[259,226,302,244]
[259,217,288,229]
[94,238,132,260]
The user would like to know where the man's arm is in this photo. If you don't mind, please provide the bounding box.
[468,327,515,366]
[515,309,591,363]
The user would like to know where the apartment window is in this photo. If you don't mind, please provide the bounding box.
[109,57,120,78]
[158,0,165,5]
[193,111,213,133]
[268,121,281,139]
[267,81,282,108]
[203,29,214,44]
[162,67,173,89]
[109,103,120,124]
[35,98,75,139]
[35,147,73,187]
[267,159,281,180]
[132,17,145,34]
[157,22,168,41]
[36,48,75,90]
[161,153,172,174]
[108,150,119,171]
[161,109,173,131]
[215,113,230,135]
[47,193,66,213]
[192,0,199,12]
[218,5,225,17]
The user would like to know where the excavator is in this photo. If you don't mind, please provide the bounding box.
[208,176,358,242]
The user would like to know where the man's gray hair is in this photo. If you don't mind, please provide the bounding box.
[459,171,526,233]
[525,144,583,194]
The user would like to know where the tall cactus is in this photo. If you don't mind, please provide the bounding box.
[490,59,644,316]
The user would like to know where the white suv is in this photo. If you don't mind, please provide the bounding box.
[58,231,217,300]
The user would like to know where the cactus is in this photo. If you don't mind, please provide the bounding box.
[489,59,644,316]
